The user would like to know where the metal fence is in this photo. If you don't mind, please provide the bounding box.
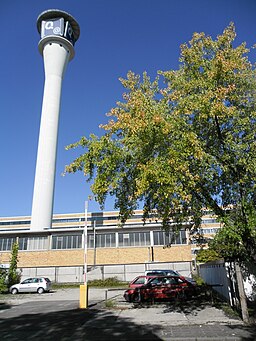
[199,260,256,305]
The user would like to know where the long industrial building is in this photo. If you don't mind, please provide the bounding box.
[0,210,221,282]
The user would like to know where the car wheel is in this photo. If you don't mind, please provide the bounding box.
[124,295,131,302]
[182,292,188,300]
[177,291,188,300]
[132,293,143,303]
[11,288,18,295]
[37,287,44,294]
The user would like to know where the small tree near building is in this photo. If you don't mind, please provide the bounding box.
[0,268,8,293]
[8,242,21,288]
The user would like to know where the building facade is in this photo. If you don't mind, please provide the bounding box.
[0,210,221,282]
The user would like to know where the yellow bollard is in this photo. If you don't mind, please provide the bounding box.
[79,284,88,308]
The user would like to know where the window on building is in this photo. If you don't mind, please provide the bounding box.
[153,230,187,246]
[52,218,81,223]
[201,218,217,224]
[18,237,27,250]
[118,232,150,247]
[0,220,30,226]
[89,233,116,248]
[52,234,82,249]
[18,236,48,250]
[200,228,219,234]
[88,234,94,248]
[0,237,16,251]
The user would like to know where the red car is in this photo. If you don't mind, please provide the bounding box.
[124,275,197,303]
[128,275,157,288]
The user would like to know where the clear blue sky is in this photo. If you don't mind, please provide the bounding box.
[1,0,256,217]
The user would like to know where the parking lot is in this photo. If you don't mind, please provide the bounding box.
[1,288,256,340]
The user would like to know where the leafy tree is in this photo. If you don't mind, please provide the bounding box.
[8,242,21,287]
[161,23,256,262]
[65,23,256,261]
[196,248,221,263]
[65,72,202,229]
[209,206,256,262]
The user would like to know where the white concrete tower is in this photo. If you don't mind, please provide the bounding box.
[30,10,80,231]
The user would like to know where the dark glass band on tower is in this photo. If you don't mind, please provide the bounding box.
[37,9,80,59]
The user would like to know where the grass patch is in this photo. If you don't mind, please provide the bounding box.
[0,293,9,300]
[105,299,116,308]
[51,277,128,289]
[88,277,128,288]
[51,283,80,290]
[214,301,241,319]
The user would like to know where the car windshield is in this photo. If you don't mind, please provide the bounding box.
[148,276,184,285]
[146,270,179,276]
[133,277,146,284]
[22,278,33,284]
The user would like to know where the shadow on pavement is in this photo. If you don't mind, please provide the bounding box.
[0,302,11,310]
[129,292,238,318]
[130,293,218,312]
[0,307,161,340]
[162,296,227,315]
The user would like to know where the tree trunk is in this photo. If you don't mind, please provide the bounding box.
[235,262,249,323]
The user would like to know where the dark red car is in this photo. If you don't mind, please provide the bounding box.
[128,275,157,288]
[124,275,197,303]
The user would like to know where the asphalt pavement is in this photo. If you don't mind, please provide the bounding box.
[0,288,255,340]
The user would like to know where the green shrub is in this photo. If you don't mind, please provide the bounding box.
[51,283,80,289]
[105,299,116,308]
[0,270,8,294]
[196,248,221,263]
[7,243,21,288]
[51,277,128,289]
[88,277,128,288]
[192,274,205,286]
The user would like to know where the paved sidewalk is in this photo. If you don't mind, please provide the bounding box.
[1,288,256,340]
[103,293,256,340]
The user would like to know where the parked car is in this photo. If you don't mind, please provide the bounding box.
[128,275,159,288]
[145,269,196,284]
[145,269,180,276]
[124,275,198,303]
[9,277,51,294]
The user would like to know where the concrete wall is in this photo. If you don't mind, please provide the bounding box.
[18,261,192,283]
[88,261,192,282]
[21,266,84,283]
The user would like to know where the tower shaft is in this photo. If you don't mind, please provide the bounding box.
[30,42,69,230]
[31,10,80,231]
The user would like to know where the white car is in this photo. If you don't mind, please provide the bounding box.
[9,277,51,294]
